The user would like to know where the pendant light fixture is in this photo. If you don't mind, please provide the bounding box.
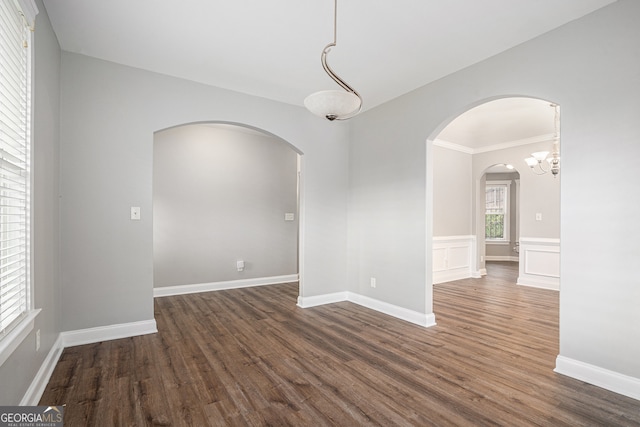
[304,0,362,121]
[525,103,561,177]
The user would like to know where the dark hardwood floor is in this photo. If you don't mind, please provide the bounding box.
[40,262,640,426]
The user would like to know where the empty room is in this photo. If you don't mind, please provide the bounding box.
[1,0,639,425]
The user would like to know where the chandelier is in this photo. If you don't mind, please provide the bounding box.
[525,103,561,177]
[304,0,362,121]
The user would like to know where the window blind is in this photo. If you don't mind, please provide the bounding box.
[0,0,32,338]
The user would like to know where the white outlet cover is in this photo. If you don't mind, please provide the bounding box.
[131,206,141,220]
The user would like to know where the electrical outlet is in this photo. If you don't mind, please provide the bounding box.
[130,206,141,220]
[36,329,40,351]
[370,277,376,288]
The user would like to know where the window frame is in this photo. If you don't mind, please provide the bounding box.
[0,0,40,368]
[485,180,511,244]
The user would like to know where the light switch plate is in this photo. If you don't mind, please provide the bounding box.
[284,213,295,221]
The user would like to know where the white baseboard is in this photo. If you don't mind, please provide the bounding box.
[61,319,158,348]
[555,355,640,401]
[517,276,559,291]
[347,293,436,328]
[298,291,436,328]
[433,269,471,284]
[485,256,519,262]
[22,319,157,405]
[474,268,487,278]
[154,274,299,298]
[297,291,348,308]
[20,334,64,406]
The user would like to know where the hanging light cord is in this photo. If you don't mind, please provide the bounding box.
[319,0,362,119]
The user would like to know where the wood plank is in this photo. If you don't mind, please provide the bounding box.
[40,262,640,426]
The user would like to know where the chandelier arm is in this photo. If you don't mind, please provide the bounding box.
[530,160,550,175]
[530,166,548,175]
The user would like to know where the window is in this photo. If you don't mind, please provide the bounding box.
[0,0,38,365]
[485,181,510,242]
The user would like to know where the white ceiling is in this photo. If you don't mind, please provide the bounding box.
[437,97,557,150]
[42,0,614,146]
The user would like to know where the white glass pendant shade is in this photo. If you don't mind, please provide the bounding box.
[304,90,361,121]
[531,151,550,162]
[525,157,538,167]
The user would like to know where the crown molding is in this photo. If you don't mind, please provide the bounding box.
[432,139,474,154]
[434,133,555,155]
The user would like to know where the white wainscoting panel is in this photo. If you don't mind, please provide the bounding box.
[518,237,560,290]
[433,236,476,284]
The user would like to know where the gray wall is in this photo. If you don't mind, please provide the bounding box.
[59,51,349,331]
[153,124,298,287]
[432,145,472,237]
[0,1,62,404]
[350,0,640,379]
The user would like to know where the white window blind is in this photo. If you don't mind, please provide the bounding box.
[0,0,33,339]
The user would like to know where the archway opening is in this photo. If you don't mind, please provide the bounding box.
[429,96,560,289]
[427,95,562,376]
[152,122,302,297]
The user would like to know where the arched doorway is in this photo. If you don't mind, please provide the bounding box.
[430,96,560,289]
[152,122,303,297]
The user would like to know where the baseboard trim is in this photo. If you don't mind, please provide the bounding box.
[20,334,64,406]
[485,256,519,262]
[555,355,640,401]
[154,274,299,298]
[61,319,158,348]
[517,276,559,291]
[347,293,436,328]
[433,269,471,284]
[297,292,348,308]
[298,291,436,328]
[22,319,157,405]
